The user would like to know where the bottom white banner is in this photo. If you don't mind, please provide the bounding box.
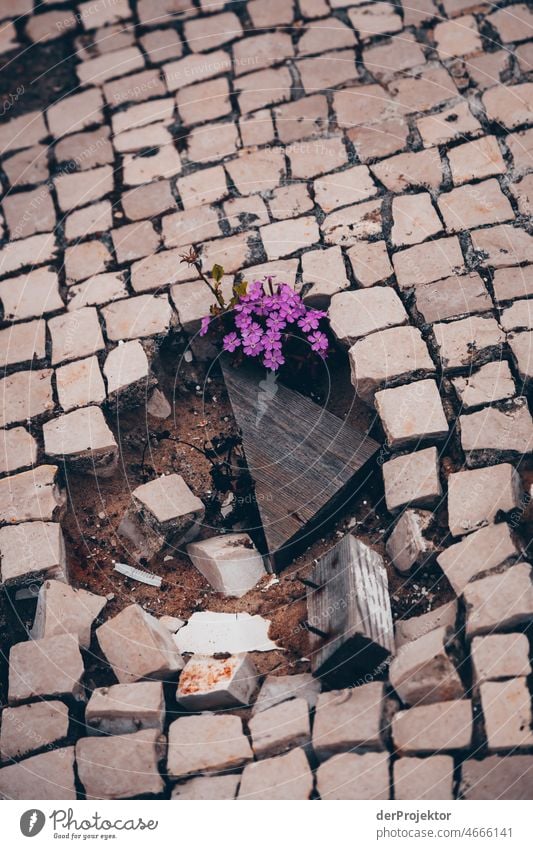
[1,800,530,848]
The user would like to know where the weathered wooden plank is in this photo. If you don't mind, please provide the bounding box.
[306,534,394,686]
[221,359,380,567]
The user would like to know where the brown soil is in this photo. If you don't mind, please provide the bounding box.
[59,343,455,683]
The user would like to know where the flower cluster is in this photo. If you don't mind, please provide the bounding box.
[200,279,329,371]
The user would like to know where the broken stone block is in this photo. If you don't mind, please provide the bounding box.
[0,701,69,762]
[85,681,165,735]
[30,579,107,649]
[252,672,321,715]
[0,522,67,587]
[471,633,531,685]
[375,380,448,449]
[349,326,435,405]
[447,463,522,537]
[437,523,520,595]
[249,697,310,759]
[104,340,154,409]
[383,446,442,512]
[432,316,505,372]
[120,474,205,559]
[96,604,184,684]
[316,751,390,800]
[0,747,76,800]
[176,654,258,710]
[313,683,385,761]
[460,755,533,799]
[394,755,454,800]
[43,406,118,478]
[238,747,313,800]
[459,398,533,467]
[329,287,408,347]
[307,535,394,684]
[386,509,434,574]
[481,678,533,752]
[452,361,516,410]
[175,611,278,654]
[395,601,458,648]
[0,465,65,524]
[187,533,266,597]
[393,700,473,754]
[389,626,464,707]
[146,387,171,419]
[77,729,166,799]
[8,634,85,706]
[167,714,252,779]
[463,563,533,638]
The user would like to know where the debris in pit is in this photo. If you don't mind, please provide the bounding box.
[175,611,280,654]
[113,562,163,588]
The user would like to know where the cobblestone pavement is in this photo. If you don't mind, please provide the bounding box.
[0,0,533,800]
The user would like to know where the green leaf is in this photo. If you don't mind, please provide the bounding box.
[232,280,248,299]
[211,263,224,284]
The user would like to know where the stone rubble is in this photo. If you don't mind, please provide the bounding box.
[96,603,184,684]
[30,579,107,649]
[120,473,205,559]
[176,654,258,711]
[186,533,266,597]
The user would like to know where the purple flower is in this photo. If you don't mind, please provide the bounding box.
[243,337,264,357]
[308,330,328,354]
[266,313,286,332]
[263,348,285,370]
[242,321,263,345]
[263,329,282,351]
[199,315,211,336]
[223,331,241,352]
[235,311,253,331]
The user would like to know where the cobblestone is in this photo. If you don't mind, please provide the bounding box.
[437,522,520,595]
[463,562,533,637]
[447,463,522,537]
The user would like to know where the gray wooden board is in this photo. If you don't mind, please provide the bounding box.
[307,534,394,686]
[221,360,380,567]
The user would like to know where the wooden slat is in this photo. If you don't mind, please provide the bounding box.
[307,534,394,686]
[221,359,379,567]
